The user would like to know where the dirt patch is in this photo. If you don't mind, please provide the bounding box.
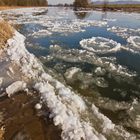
[0,91,61,140]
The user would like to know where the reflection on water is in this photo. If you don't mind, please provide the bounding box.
[74,9,90,19]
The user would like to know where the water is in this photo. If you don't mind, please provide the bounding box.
[1,7,140,139]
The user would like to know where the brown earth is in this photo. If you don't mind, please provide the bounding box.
[0,91,61,140]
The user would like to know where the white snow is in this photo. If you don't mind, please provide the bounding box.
[6,81,27,97]
[0,77,3,87]
[35,103,42,110]
[92,104,115,132]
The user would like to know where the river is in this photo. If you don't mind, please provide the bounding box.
[1,7,140,140]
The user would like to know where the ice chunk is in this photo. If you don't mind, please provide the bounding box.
[32,29,52,38]
[64,67,81,79]
[0,77,3,87]
[127,36,140,48]
[6,81,27,97]
[94,77,108,88]
[35,103,42,110]
[80,37,122,54]
[92,104,115,132]
[94,67,106,76]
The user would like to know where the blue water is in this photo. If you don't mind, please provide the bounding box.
[18,7,140,101]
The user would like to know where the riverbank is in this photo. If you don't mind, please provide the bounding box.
[0,20,62,139]
[92,4,140,13]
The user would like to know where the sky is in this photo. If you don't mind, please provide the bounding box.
[48,0,74,5]
[48,0,140,5]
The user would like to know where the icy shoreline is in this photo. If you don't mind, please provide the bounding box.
[1,25,137,140]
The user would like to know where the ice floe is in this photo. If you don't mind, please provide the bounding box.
[64,67,81,79]
[1,8,107,37]
[107,26,140,39]
[51,48,136,81]
[80,37,122,54]
[127,36,140,48]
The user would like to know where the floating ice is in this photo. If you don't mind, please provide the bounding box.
[94,67,106,76]
[127,36,140,48]
[80,37,122,54]
[92,104,115,132]
[51,48,136,81]
[94,77,108,88]
[32,29,52,38]
[64,67,81,79]
[1,8,108,37]
[107,26,140,39]
[6,29,137,140]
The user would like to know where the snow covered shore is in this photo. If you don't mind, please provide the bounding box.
[5,30,106,140]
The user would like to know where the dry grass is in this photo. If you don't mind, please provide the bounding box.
[0,6,27,10]
[0,20,13,48]
[0,127,4,140]
[0,6,13,10]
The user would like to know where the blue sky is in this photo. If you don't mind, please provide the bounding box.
[48,0,140,5]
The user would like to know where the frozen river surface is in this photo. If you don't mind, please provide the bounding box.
[1,7,140,140]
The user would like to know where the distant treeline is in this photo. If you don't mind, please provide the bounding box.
[73,0,90,8]
[0,0,48,6]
